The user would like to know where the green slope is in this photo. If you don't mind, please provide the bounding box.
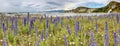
[66,1,120,13]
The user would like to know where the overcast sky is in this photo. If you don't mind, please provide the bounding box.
[0,0,119,12]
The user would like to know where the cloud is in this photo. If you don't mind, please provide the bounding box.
[0,0,120,12]
[82,2,105,8]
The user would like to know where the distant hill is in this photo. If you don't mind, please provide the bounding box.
[65,7,96,13]
[65,1,120,13]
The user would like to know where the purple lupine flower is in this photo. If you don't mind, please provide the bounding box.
[11,17,15,24]
[105,22,108,32]
[57,17,60,22]
[46,19,49,28]
[41,30,44,40]
[29,19,34,34]
[90,31,94,46]
[54,18,57,26]
[46,28,49,39]
[90,31,97,46]
[75,21,79,36]
[54,18,58,26]
[116,15,119,23]
[2,23,5,33]
[45,18,49,39]
[14,19,18,36]
[3,39,7,46]
[56,17,60,22]
[23,17,27,26]
[107,15,110,19]
[118,29,120,42]
[36,39,40,46]
[104,32,109,46]
[114,32,118,46]
[54,17,60,26]
[32,17,36,22]
[11,17,14,30]
[2,23,7,35]
[104,22,109,46]
[66,25,71,35]
[11,23,14,30]
[36,36,41,46]
[64,35,68,46]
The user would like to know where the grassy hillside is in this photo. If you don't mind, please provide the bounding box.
[93,1,120,13]
[66,1,120,13]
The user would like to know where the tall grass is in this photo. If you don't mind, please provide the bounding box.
[0,13,120,46]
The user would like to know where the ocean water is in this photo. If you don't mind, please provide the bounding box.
[2,12,119,17]
[41,12,119,17]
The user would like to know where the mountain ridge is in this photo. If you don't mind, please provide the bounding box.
[65,1,120,13]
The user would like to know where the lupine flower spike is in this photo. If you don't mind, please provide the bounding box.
[66,25,71,35]
[64,35,68,46]
[75,21,79,36]
[114,32,118,46]
[104,22,109,46]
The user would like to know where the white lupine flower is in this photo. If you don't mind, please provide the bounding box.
[69,42,75,45]
[80,42,83,44]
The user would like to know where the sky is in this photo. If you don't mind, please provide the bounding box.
[0,0,120,12]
